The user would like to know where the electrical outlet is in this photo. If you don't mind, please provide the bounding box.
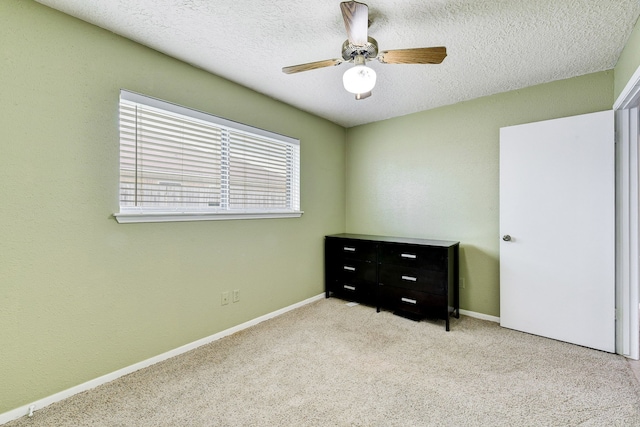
[460,277,466,289]
[221,291,230,305]
[232,289,240,303]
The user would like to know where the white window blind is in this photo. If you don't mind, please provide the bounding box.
[115,90,301,223]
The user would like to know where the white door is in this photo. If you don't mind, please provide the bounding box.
[500,111,615,352]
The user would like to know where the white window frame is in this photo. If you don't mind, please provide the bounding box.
[114,90,302,224]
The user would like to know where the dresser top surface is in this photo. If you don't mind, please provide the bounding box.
[326,233,459,248]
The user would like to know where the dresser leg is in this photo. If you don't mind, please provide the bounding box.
[446,317,450,331]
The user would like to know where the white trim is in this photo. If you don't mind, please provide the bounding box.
[614,64,640,110]
[616,109,632,357]
[0,294,325,425]
[614,61,640,361]
[114,211,304,224]
[615,105,640,360]
[459,309,500,323]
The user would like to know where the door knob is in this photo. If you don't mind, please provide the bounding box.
[502,235,512,242]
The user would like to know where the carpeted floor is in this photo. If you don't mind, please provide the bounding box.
[6,298,640,426]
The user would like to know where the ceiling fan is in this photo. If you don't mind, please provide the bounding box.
[282,1,447,100]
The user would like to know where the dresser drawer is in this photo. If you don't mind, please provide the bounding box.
[379,264,447,294]
[379,286,448,318]
[326,238,377,262]
[327,259,377,284]
[379,243,447,270]
[328,280,376,302]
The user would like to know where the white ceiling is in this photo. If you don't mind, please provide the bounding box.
[35,0,640,128]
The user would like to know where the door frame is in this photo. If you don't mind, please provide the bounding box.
[614,65,640,360]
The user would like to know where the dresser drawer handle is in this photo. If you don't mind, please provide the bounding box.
[343,247,356,252]
[343,285,356,291]
[401,297,417,305]
[401,275,417,282]
[401,253,417,259]
[343,266,356,271]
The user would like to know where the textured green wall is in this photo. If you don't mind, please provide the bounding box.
[0,0,345,414]
[615,15,640,100]
[345,71,614,317]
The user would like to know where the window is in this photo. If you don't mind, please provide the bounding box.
[114,90,301,223]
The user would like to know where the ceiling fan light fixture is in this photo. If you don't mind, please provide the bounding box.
[282,2,448,100]
[343,64,377,94]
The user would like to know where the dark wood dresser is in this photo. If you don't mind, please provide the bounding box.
[325,233,460,330]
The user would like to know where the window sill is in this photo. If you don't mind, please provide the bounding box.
[113,211,304,224]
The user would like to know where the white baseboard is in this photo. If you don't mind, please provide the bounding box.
[459,309,500,323]
[0,294,325,425]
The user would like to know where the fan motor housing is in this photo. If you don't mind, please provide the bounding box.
[342,37,379,61]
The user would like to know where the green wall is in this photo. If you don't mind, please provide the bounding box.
[0,0,345,414]
[615,15,640,100]
[345,71,614,317]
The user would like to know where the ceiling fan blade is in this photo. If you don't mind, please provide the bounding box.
[340,1,369,46]
[378,47,447,64]
[355,91,371,100]
[282,59,343,74]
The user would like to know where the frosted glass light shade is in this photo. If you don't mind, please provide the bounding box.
[342,65,377,94]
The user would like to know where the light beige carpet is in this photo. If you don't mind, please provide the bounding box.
[7,298,640,426]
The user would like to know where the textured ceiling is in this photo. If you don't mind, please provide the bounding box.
[35,0,640,128]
